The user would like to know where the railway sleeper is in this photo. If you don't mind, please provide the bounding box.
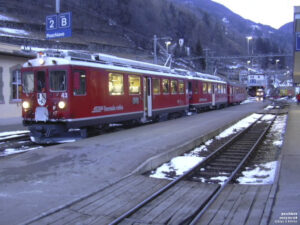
[214,158,242,163]
[218,154,245,159]
[195,169,231,176]
[230,144,256,149]
[209,162,239,168]
[205,165,236,172]
[222,151,247,155]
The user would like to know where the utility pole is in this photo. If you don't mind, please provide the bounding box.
[56,0,60,13]
[203,48,210,73]
[153,35,171,65]
[153,35,157,64]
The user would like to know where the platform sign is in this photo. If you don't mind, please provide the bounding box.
[46,12,72,39]
[296,33,300,51]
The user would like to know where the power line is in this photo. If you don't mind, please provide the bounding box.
[180,53,293,61]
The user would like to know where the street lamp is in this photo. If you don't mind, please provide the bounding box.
[153,35,172,64]
[165,41,171,53]
[246,36,253,55]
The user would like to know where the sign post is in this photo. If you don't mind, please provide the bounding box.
[46,12,72,39]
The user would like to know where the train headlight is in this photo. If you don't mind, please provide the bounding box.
[22,101,30,109]
[58,101,66,109]
[38,58,45,65]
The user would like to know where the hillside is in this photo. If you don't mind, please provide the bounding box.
[0,0,293,70]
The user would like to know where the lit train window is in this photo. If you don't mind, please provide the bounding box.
[109,73,124,95]
[203,83,207,94]
[73,71,86,96]
[153,78,160,95]
[218,84,221,93]
[179,80,184,94]
[22,72,34,93]
[50,71,66,91]
[128,75,141,95]
[162,79,169,94]
[171,80,178,94]
[208,83,212,94]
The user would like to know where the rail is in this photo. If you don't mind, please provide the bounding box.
[109,113,277,225]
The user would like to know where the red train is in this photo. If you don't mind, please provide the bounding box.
[21,51,247,143]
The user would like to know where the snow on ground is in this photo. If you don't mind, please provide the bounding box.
[150,113,262,180]
[0,27,29,36]
[241,97,257,104]
[264,105,274,110]
[237,161,278,184]
[0,14,19,22]
[237,115,287,185]
[150,156,205,180]
[0,146,43,157]
[0,130,29,137]
[150,114,286,185]
[215,113,261,139]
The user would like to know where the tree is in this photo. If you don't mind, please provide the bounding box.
[194,40,206,70]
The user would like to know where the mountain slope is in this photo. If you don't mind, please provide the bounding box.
[0,0,293,67]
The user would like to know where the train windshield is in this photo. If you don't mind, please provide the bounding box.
[50,70,67,91]
[37,71,46,92]
[22,71,34,93]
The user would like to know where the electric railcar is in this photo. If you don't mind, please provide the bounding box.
[21,51,246,143]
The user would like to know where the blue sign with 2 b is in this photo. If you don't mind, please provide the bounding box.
[46,12,72,39]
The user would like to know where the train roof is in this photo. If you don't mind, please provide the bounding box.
[23,50,226,84]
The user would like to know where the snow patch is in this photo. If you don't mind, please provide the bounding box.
[216,113,261,139]
[0,27,29,36]
[150,156,205,180]
[237,161,278,184]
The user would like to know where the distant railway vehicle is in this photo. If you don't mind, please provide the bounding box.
[21,51,247,143]
[256,88,264,101]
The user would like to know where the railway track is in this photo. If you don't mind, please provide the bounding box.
[0,131,43,157]
[109,114,277,225]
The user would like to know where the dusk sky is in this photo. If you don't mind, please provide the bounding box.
[212,0,300,29]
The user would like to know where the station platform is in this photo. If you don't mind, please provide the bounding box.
[0,116,25,132]
[0,102,298,225]
[268,104,300,224]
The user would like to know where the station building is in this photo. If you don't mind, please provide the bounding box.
[0,43,33,121]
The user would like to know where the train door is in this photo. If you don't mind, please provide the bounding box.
[72,70,87,117]
[143,77,152,118]
[212,84,216,106]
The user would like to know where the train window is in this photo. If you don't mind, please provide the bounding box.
[128,75,141,95]
[22,72,34,93]
[50,71,66,91]
[153,78,160,95]
[179,80,184,94]
[109,73,124,95]
[37,71,46,92]
[203,83,207,94]
[162,79,169,94]
[218,84,221,94]
[171,80,178,94]
[208,83,212,94]
[73,71,86,96]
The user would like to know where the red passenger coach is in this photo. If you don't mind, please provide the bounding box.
[227,82,247,105]
[21,51,190,143]
[188,73,228,112]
